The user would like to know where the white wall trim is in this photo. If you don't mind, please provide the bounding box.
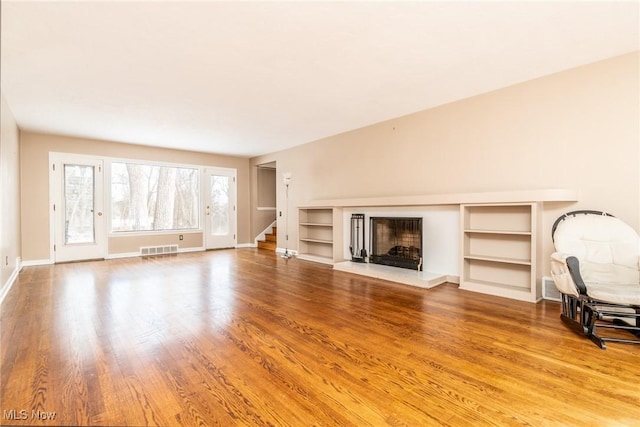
[106,247,206,259]
[0,257,22,305]
[276,247,298,256]
[180,247,205,253]
[446,275,460,285]
[105,252,140,260]
[236,243,256,248]
[21,258,54,267]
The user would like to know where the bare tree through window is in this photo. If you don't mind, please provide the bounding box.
[111,162,199,232]
[64,164,95,243]
[210,175,230,235]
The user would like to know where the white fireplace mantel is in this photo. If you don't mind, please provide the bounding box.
[301,188,578,208]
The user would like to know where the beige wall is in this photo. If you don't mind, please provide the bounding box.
[20,132,251,261]
[257,167,276,208]
[251,52,640,274]
[0,93,22,294]
[250,166,277,239]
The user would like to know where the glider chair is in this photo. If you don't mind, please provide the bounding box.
[550,210,640,349]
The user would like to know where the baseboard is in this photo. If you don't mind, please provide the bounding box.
[105,252,140,259]
[107,247,206,259]
[179,247,205,253]
[446,275,460,285]
[21,258,54,267]
[276,247,298,256]
[236,243,257,248]
[0,258,22,306]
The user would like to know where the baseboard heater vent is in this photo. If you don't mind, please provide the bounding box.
[542,276,561,302]
[140,245,179,257]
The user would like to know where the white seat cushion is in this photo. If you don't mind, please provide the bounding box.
[586,282,640,305]
[554,214,640,287]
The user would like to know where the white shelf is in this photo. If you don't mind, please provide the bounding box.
[459,278,535,302]
[460,203,540,303]
[463,277,531,291]
[463,229,532,236]
[300,237,333,244]
[298,207,343,264]
[463,254,532,266]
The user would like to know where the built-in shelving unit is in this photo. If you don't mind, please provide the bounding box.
[460,203,541,302]
[298,207,343,265]
[297,190,577,301]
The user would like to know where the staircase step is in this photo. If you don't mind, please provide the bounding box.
[258,240,276,250]
[257,224,277,251]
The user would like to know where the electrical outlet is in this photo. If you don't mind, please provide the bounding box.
[179,235,184,241]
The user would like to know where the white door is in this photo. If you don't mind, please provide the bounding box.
[52,155,106,262]
[204,168,237,249]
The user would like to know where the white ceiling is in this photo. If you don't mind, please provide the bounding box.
[1,1,638,158]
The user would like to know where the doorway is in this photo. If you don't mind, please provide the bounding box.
[204,167,237,249]
[51,154,106,262]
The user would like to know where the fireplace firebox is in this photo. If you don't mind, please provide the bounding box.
[370,217,423,271]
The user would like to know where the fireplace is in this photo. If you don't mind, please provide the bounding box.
[370,217,423,271]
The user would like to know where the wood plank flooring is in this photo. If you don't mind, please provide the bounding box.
[1,249,639,426]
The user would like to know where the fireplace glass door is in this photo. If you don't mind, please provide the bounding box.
[370,217,423,270]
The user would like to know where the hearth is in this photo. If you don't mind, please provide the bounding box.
[370,217,423,271]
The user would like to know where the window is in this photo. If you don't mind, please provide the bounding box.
[64,164,95,243]
[210,175,230,235]
[111,162,200,232]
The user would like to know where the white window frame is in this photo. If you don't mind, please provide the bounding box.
[105,157,207,237]
[50,153,238,246]
[106,158,204,236]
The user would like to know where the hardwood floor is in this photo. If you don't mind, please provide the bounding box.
[1,249,638,426]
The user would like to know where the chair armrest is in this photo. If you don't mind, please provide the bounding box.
[550,252,588,297]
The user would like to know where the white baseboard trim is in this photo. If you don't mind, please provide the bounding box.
[236,243,256,248]
[179,247,205,253]
[105,252,140,260]
[276,247,298,256]
[107,247,206,259]
[446,275,460,285]
[0,258,22,305]
[21,258,54,267]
